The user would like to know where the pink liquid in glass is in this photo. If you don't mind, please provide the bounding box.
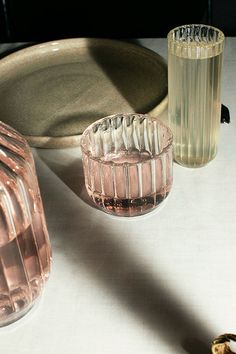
[0,121,51,326]
[81,114,173,217]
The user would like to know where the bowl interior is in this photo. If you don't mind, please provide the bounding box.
[0,38,168,148]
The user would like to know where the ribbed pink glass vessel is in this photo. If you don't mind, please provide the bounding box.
[0,121,51,326]
[81,113,173,217]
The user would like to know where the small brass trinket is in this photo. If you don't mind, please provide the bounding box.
[212,334,236,354]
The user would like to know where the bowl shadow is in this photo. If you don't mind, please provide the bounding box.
[35,151,214,354]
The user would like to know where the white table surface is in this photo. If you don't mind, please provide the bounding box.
[1,38,236,354]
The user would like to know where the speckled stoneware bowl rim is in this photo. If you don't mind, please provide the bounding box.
[0,38,168,148]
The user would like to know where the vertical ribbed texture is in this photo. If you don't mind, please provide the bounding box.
[168,24,224,168]
[81,113,173,217]
[0,121,51,326]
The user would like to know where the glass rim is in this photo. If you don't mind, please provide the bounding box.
[167,24,225,47]
[80,113,173,167]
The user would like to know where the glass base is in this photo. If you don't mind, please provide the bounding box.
[0,296,41,328]
[89,190,169,217]
[98,192,171,220]
[174,154,216,168]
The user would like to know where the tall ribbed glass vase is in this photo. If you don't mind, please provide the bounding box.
[168,24,224,167]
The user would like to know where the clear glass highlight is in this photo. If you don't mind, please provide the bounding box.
[0,122,52,326]
[168,24,224,167]
[81,113,173,217]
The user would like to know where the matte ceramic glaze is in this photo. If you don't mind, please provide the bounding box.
[0,38,168,148]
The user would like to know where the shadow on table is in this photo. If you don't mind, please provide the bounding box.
[35,148,96,209]
[36,151,213,354]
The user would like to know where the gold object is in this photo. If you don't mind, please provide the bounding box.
[212,334,236,354]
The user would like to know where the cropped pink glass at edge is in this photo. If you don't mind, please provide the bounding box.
[0,121,52,326]
[81,113,173,217]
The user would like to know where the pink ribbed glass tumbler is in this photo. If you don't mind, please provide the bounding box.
[81,113,173,217]
[0,122,52,326]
